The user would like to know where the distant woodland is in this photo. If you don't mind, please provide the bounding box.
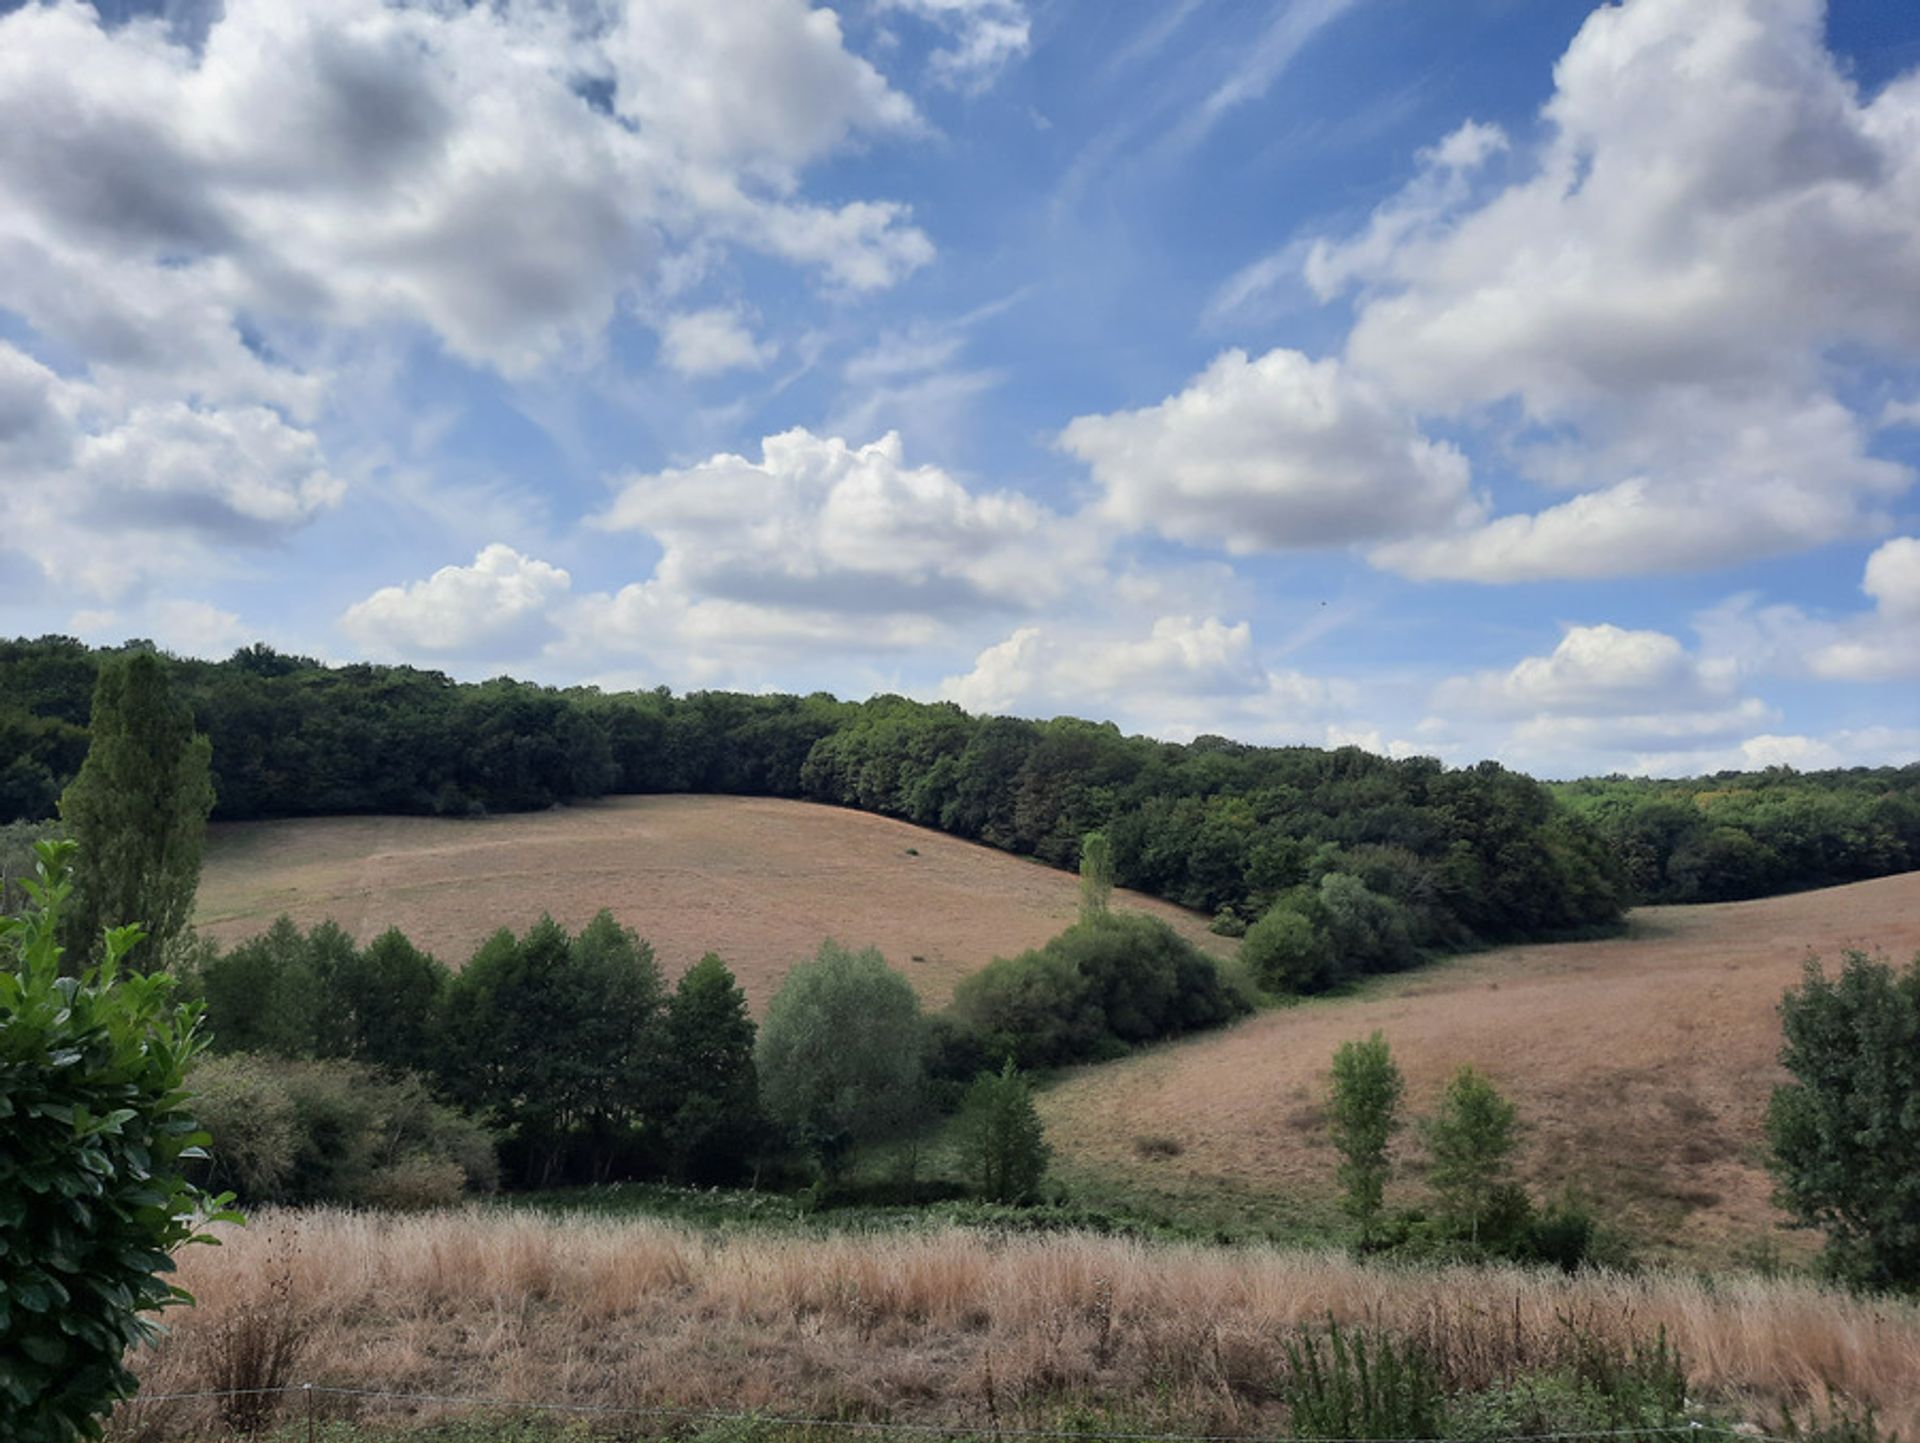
[4,637,1916,939]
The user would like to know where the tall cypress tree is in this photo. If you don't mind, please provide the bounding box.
[58,652,214,969]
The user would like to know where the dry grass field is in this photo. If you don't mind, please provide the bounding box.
[1042,870,1920,1263]
[194,795,1225,1010]
[119,1208,1920,1439]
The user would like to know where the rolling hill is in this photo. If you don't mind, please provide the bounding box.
[1040,869,1920,1262]
[194,794,1227,1010]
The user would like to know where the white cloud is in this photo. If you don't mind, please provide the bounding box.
[1431,622,1789,775]
[595,427,1081,619]
[879,0,1031,91]
[0,342,344,598]
[1304,0,1920,581]
[70,598,254,659]
[1699,537,1920,682]
[341,544,572,657]
[938,614,1360,744]
[1060,348,1480,552]
[659,308,776,377]
[0,0,937,607]
[1435,624,1739,719]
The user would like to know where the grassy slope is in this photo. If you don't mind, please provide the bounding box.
[193,794,1228,1011]
[1038,870,1920,1264]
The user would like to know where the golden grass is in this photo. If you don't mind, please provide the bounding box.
[194,796,1226,1011]
[120,1207,1920,1439]
[1042,871,1920,1264]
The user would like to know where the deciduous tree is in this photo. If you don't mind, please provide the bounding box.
[1327,1031,1404,1242]
[58,652,213,969]
[1767,950,1920,1289]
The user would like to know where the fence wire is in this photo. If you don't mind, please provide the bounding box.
[117,1381,1797,1443]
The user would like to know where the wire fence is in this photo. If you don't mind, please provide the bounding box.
[114,1382,1800,1443]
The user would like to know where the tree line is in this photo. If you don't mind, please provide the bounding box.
[175,878,1238,1204]
[2,636,1637,954]
[1555,769,1920,903]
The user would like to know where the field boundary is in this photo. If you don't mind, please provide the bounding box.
[122,1382,1769,1443]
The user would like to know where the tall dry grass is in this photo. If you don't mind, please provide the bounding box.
[118,1208,1920,1439]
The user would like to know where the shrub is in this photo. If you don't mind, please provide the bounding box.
[1208,907,1247,938]
[1283,1322,1444,1441]
[0,839,236,1443]
[949,915,1250,1070]
[1242,897,1335,993]
[190,1053,495,1205]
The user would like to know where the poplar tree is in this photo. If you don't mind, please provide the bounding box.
[58,652,214,970]
[1327,1031,1404,1242]
[1079,830,1114,925]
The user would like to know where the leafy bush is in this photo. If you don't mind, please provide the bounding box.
[949,914,1250,1071]
[191,1053,496,1206]
[0,839,236,1443]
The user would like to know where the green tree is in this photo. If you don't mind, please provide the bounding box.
[1327,1031,1404,1242]
[325,927,449,1074]
[1242,897,1335,994]
[756,940,926,1176]
[1766,950,1920,1289]
[661,953,763,1183]
[0,840,236,1442]
[195,917,324,1057]
[954,1058,1050,1203]
[1422,1064,1520,1243]
[57,653,214,969]
[1079,830,1114,925]
[439,913,665,1185]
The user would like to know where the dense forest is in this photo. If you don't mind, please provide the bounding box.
[4,636,1915,938]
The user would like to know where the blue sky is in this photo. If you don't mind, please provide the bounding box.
[1,0,1917,777]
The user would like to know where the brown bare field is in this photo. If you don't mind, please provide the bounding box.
[1042,870,1920,1263]
[194,795,1225,1010]
[119,1208,1920,1439]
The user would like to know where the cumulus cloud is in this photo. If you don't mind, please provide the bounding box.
[341,544,572,658]
[1306,0,1920,581]
[1697,537,1920,682]
[0,342,342,597]
[938,614,1360,744]
[0,0,936,608]
[1432,622,1780,773]
[1060,348,1480,553]
[660,309,777,377]
[595,427,1079,619]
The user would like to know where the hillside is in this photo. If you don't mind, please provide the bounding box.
[194,794,1227,1009]
[1041,870,1920,1262]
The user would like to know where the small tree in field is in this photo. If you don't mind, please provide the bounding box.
[1767,951,1920,1290]
[955,1059,1050,1203]
[1327,1031,1403,1242]
[1,840,235,1442]
[1079,831,1114,925]
[59,652,214,970]
[1423,1064,1520,1243]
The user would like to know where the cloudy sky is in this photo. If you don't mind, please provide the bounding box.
[2,0,1918,778]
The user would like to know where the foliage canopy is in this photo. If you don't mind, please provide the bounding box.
[0,841,234,1442]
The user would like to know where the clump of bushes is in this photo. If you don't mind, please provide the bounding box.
[945,913,1252,1071]
[190,1053,497,1207]
[1242,872,1418,995]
